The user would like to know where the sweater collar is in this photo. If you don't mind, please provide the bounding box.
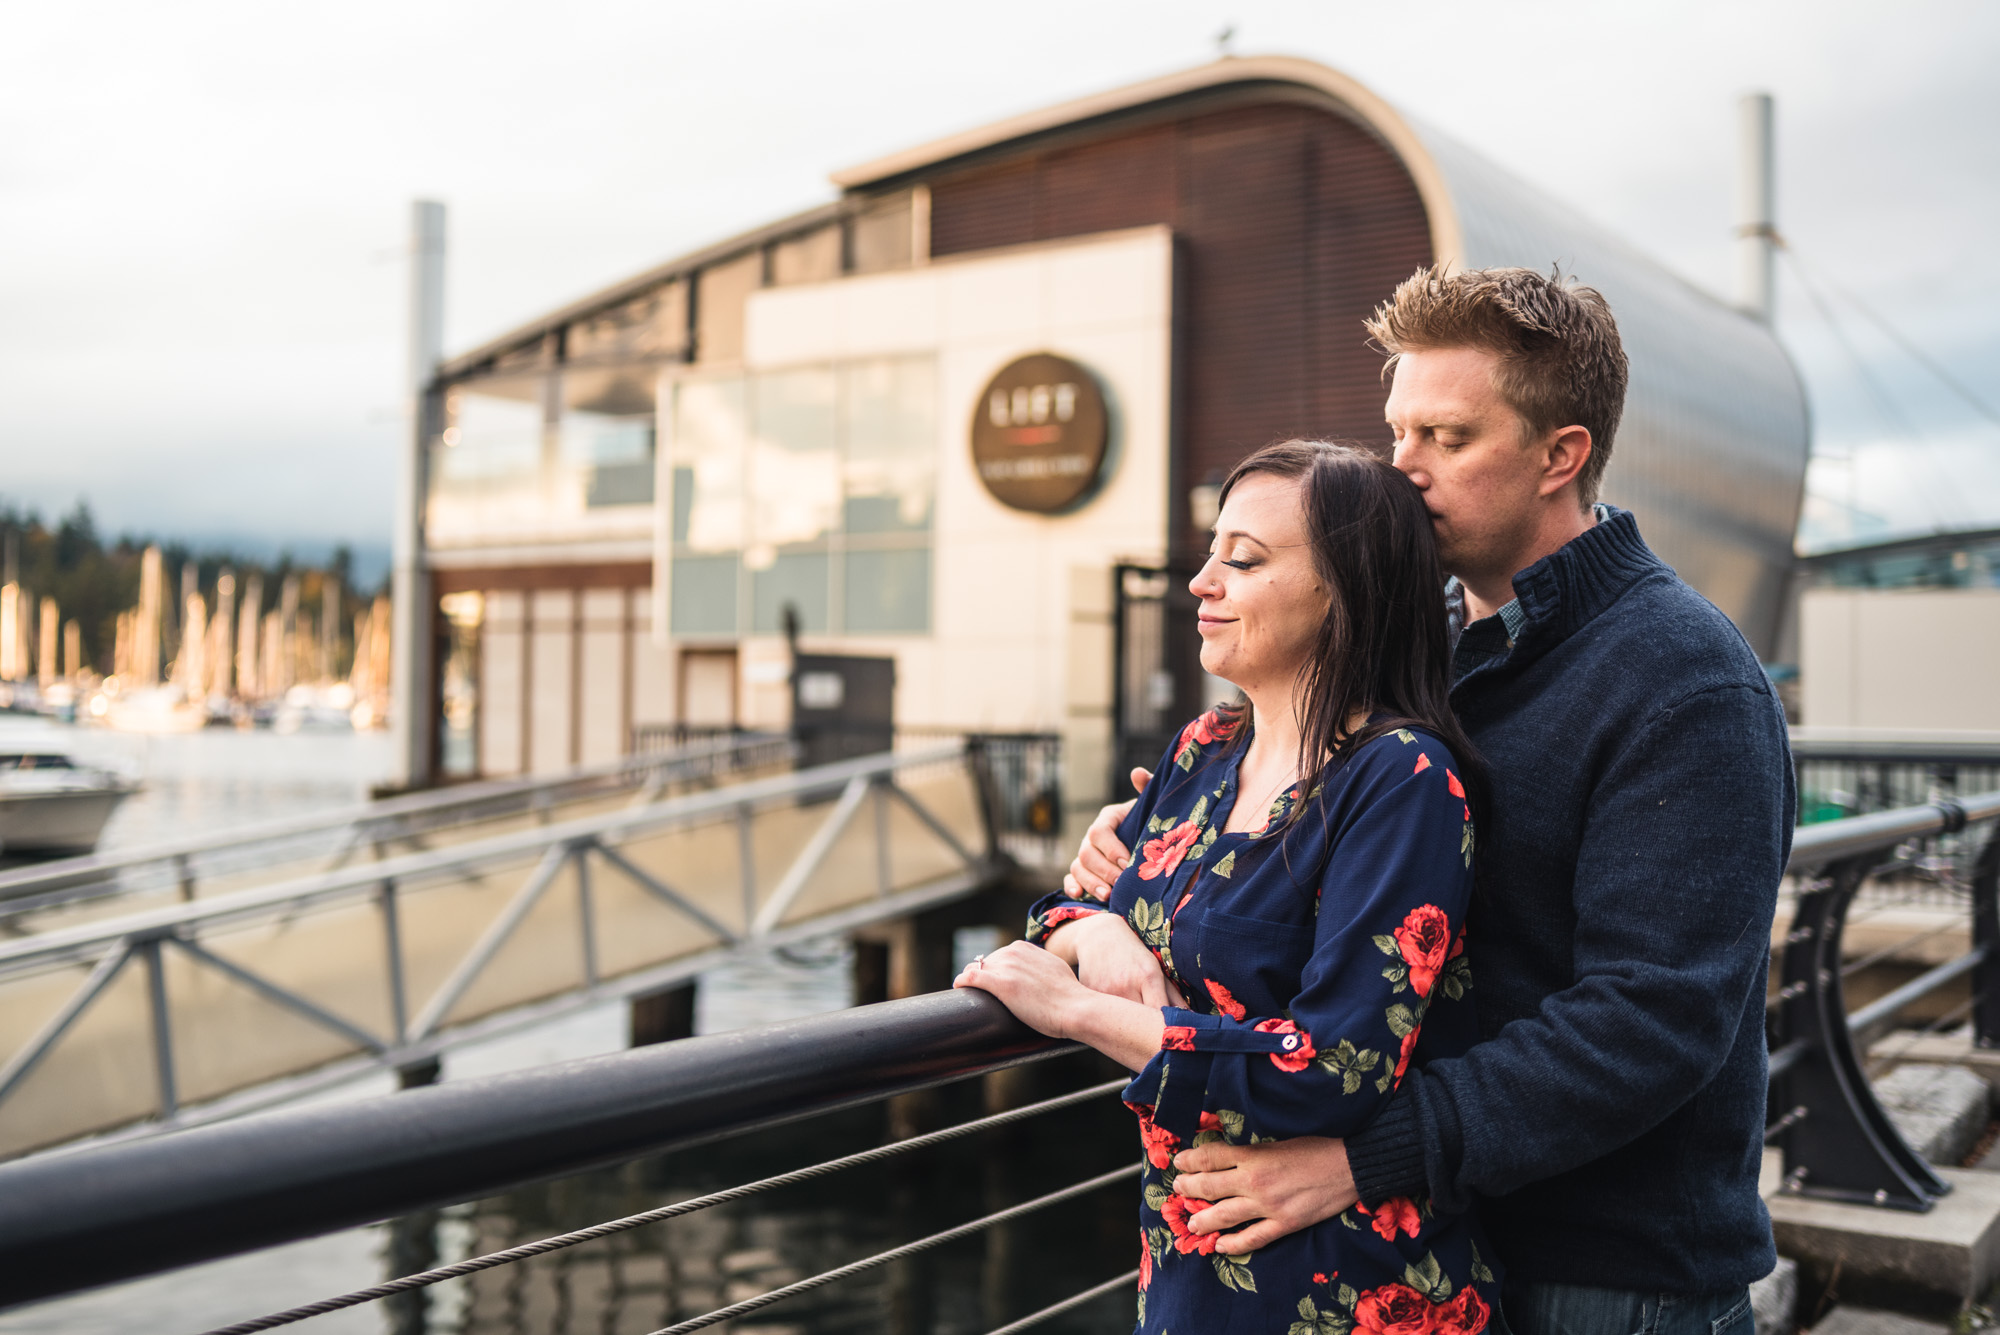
[1506,505,1666,649]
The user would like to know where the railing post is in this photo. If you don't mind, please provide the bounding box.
[962,735,1004,863]
[1972,826,2000,1048]
[1772,855,1949,1209]
[138,936,179,1119]
[379,878,409,1045]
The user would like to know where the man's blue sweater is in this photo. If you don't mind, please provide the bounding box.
[1344,507,1793,1293]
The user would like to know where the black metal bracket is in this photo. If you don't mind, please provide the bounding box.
[1771,855,1952,1210]
[1971,827,2000,1048]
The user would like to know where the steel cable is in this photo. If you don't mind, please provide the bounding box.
[983,1268,1142,1334]
[649,1163,1141,1335]
[195,1076,1127,1335]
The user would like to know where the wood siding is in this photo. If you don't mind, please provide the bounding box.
[927,100,1431,559]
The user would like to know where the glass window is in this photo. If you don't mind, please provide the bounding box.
[844,548,930,633]
[564,368,657,508]
[753,551,830,633]
[672,379,749,553]
[665,358,935,638]
[438,591,484,778]
[438,378,544,482]
[749,368,840,549]
[843,358,935,534]
[671,554,739,635]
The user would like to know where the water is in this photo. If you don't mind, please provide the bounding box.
[0,726,1135,1334]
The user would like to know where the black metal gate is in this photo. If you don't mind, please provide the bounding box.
[1111,564,1208,793]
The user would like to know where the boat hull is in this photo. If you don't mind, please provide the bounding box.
[0,788,135,856]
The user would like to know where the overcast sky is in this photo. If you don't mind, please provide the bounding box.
[4,0,1996,574]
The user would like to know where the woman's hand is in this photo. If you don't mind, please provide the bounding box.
[1169,1137,1358,1254]
[1045,912,1188,1009]
[1062,767,1151,902]
[953,940,1092,1038]
[955,941,1167,1070]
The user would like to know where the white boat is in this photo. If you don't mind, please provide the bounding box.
[0,739,139,858]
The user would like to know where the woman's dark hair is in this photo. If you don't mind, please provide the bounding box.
[1211,439,1484,828]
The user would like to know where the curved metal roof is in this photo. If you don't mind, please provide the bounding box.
[841,56,1812,651]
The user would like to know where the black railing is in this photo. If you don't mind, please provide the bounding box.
[1768,786,2000,1209]
[0,989,1133,1329]
[1792,729,2000,826]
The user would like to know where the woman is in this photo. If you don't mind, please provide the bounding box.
[957,440,1497,1333]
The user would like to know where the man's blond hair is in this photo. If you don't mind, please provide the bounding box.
[1366,265,1629,505]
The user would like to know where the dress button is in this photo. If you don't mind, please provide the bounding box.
[1282,1035,1299,1050]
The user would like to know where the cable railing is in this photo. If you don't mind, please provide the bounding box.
[1767,784,2000,1209]
[0,989,1139,1334]
[0,730,794,918]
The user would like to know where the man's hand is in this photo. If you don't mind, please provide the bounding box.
[1063,767,1151,902]
[1171,1137,1357,1254]
[1044,912,1188,1009]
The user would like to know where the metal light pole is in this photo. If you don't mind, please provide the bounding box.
[391,200,446,790]
[1737,92,1776,322]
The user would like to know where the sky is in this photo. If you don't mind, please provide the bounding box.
[4,0,1997,574]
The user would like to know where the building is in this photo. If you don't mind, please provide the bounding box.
[411,55,1810,815]
[1796,527,2000,731]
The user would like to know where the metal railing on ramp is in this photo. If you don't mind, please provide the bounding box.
[0,742,999,1160]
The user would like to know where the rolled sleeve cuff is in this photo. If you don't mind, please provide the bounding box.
[1023,898,1109,945]
[1344,1089,1428,1207]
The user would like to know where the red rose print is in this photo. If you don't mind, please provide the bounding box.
[1396,904,1452,997]
[1174,709,1241,759]
[1445,768,1465,799]
[1039,905,1099,929]
[1254,1017,1316,1071]
[1175,713,1214,753]
[1134,1110,1180,1168]
[1205,978,1247,1020]
[1413,753,1431,775]
[1433,1287,1490,1335]
[1162,1025,1198,1052]
[1160,1191,1219,1255]
[1356,1283,1439,1335]
[1138,821,1202,880]
[1313,1272,1330,1286]
[1449,932,1465,960]
[1357,1196,1422,1240]
[1138,1230,1153,1290]
[1198,1110,1223,1134]
[1393,1025,1421,1084]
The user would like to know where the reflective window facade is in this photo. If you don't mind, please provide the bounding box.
[669,356,935,636]
[429,366,658,542]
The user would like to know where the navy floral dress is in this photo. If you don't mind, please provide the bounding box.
[1028,709,1499,1335]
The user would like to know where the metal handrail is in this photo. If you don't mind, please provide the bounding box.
[1766,785,2000,1210]
[0,989,1078,1309]
[0,731,792,911]
[0,742,968,976]
[1786,790,2000,870]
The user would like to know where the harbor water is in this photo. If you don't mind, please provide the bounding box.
[0,726,1134,1334]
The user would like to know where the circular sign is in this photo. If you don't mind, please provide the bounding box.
[969,353,1109,513]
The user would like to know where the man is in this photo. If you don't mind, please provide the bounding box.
[1064,266,1792,1334]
